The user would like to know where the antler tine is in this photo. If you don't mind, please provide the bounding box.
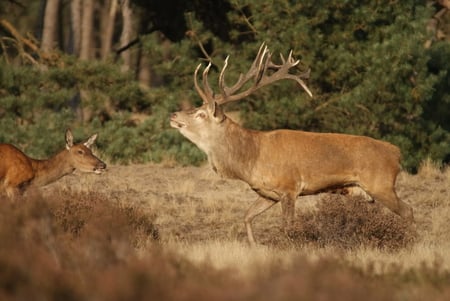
[215,43,269,104]
[255,50,271,85]
[193,62,215,104]
[254,44,269,73]
[253,42,267,68]
[227,43,270,89]
[218,55,230,100]
[272,50,299,69]
[287,50,293,63]
[287,50,300,66]
[294,76,313,98]
[194,63,210,104]
[279,53,286,64]
[202,62,214,102]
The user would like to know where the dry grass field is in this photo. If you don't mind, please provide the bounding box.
[1,160,449,300]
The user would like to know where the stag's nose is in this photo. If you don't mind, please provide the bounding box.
[170,113,177,119]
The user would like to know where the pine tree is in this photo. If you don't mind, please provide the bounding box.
[195,0,447,171]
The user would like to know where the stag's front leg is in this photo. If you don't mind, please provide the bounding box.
[244,196,277,246]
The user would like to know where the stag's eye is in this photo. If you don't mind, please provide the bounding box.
[77,150,84,155]
[196,112,206,119]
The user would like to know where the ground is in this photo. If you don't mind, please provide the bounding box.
[44,161,450,263]
[1,161,449,300]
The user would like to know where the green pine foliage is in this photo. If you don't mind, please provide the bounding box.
[228,0,448,171]
[0,0,449,170]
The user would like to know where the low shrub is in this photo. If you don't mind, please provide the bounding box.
[0,191,159,300]
[289,194,416,250]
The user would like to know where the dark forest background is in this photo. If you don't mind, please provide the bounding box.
[0,0,449,171]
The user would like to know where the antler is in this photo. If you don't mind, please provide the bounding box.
[194,42,313,105]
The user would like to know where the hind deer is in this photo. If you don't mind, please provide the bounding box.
[0,129,106,199]
[170,43,414,245]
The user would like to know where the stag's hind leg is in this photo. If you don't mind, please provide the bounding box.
[362,175,414,222]
[280,196,296,234]
[370,189,413,221]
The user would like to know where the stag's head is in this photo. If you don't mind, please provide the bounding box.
[170,43,312,151]
[170,104,225,153]
[65,129,107,174]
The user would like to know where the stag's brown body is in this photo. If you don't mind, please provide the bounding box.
[212,122,402,199]
[171,43,413,245]
[0,129,106,198]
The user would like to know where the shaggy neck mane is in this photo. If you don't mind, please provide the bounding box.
[208,118,260,180]
[30,150,75,186]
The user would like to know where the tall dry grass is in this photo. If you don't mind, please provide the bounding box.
[0,191,403,301]
[0,161,449,300]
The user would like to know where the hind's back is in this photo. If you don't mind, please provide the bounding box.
[0,144,34,192]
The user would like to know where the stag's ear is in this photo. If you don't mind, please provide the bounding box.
[65,129,74,149]
[84,134,98,148]
[207,101,225,123]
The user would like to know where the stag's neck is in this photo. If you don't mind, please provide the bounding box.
[30,150,75,187]
[208,119,260,180]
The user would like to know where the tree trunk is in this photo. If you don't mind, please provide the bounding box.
[70,0,82,56]
[137,47,151,86]
[80,0,94,60]
[119,0,134,71]
[41,0,60,52]
[101,0,118,59]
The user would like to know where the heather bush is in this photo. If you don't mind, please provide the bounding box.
[0,191,159,300]
[289,194,416,250]
[50,190,160,246]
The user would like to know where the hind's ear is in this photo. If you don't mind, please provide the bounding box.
[65,129,74,149]
[84,134,98,148]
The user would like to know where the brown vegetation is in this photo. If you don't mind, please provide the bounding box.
[289,194,416,250]
[0,162,449,300]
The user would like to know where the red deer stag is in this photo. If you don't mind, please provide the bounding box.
[0,129,106,198]
[170,43,413,245]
